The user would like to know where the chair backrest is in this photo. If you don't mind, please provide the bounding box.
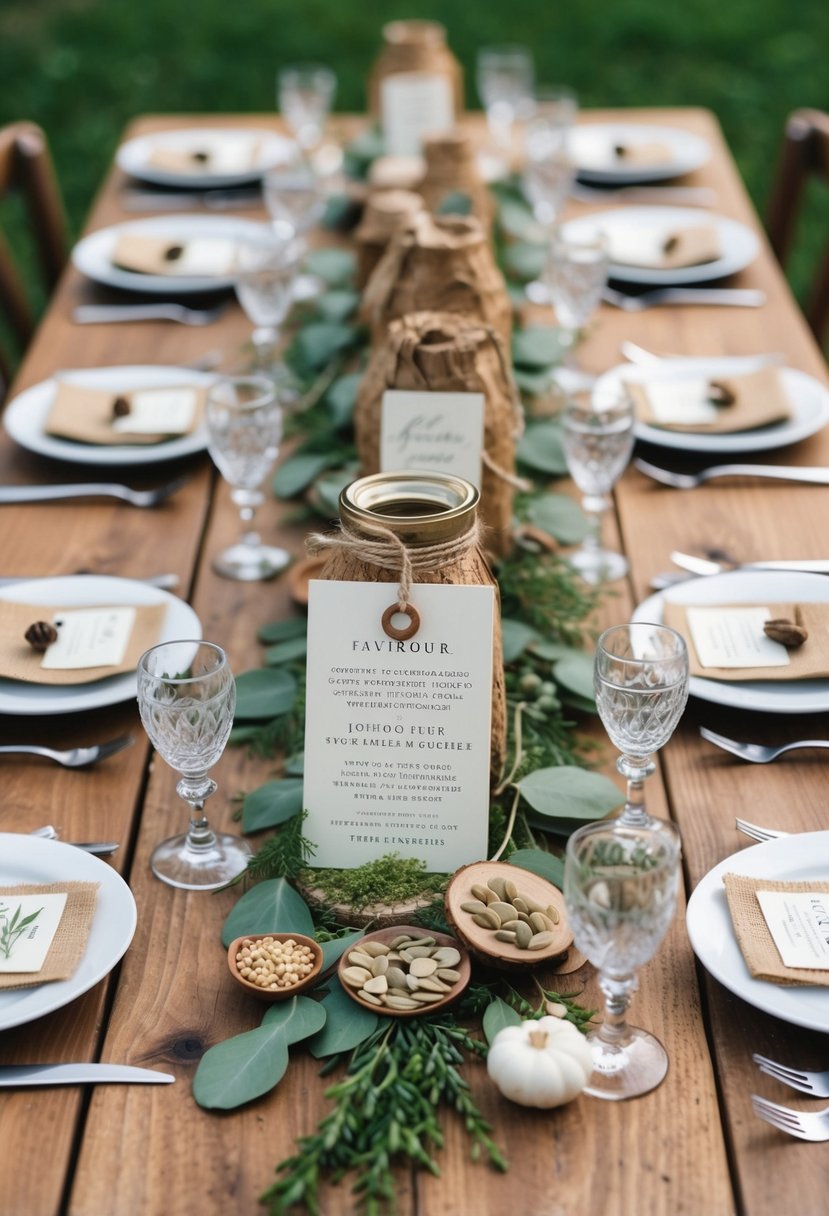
[765,108,829,346]
[0,122,68,389]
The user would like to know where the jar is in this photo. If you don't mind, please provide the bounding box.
[368,20,464,120]
[354,188,424,289]
[419,129,494,229]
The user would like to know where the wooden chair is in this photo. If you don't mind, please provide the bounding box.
[765,108,829,346]
[0,121,68,391]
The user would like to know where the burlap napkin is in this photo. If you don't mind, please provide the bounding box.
[0,600,166,685]
[146,133,262,175]
[627,366,791,433]
[663,600,829,681]
[111,232,238,277]
[610,140,671,166]
[45,380,206,446]
[723,873,829,986]
[606,224,720,269]
[0,882,99,990]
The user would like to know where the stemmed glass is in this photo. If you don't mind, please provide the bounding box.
[206,375,289,581]
[562,386,634,583]
[593,623,690,828]
[263,159,326,251]
[564,816,681,1099]
[137,640,249,890]
[476,45,534,166]
[277,63,337,153]
[234,231,298,373]
[543,229,609,354]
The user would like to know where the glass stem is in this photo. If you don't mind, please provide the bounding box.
[595,973,637,1052]
[176,775,218,852]
[251,328,277,370]
[616,753,656,826]
[581,494,607,554]
[231,488,263,547]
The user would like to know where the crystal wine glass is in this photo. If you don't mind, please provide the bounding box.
[263,158,326,250]
[544,229,609,353]
[562,386,634,583]
[137,640,249,890]
[277,63,337,153]
[476,45,535,165]
[206,375,289,581]
[564,816,681,1099]
[594,622,690,829]
[234,231,298,373]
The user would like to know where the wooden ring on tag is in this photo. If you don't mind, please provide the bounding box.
[381,603,420,641]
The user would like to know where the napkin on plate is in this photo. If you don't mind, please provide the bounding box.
[626,366,792,433]
[45,379,206,446]
[662,600,829,681]
[574,130,671,171]
[146,132,263,175]
[723,873,829,986]
[0,600,167,685]
[0,882,99,990]
[111,232,239,277]
[604,223,721,269]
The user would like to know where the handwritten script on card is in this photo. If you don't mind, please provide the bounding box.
[380,391,484,486]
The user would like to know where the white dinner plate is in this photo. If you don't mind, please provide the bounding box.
[633,570,829,713]
[3,366,214,467]
[570,122,710,184]
[71,214,269,294]
[0,833,136,1031]
[687,832,829,1033]
[0,576,201,715]
[596,357,829,454]
[562,206,759,285]
[116,126,295,188]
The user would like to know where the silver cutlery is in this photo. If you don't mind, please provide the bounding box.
[0,1063,174,1086]
[635,457,829,488]
[1,735,134,768]
[73,302,228,327]
[0,477,188,507]
[620,339,784,367]
[735,818,787,843]
[702,728,829,764]
[670,550,829,577]
[751,1093,829,1141]
[603,286,766,312]
[122,187,262,212]
[572,183,718,207]
[28,826,120,856]
[0,572,179,589]
[753,1054,829,1098]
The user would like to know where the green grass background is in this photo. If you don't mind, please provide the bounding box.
[0,0,826,326]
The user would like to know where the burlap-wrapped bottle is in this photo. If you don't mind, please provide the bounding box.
[368,20,464,119]
[310,471,506,780]
[419,129,494,229]
[354,311,523,556]
[354,189,424,289]
[361,212,512,348]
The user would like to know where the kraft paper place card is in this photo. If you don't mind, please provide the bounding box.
[147,132,262,175]
[45,380,206,446]
[605,223,721,269]
[626,366,792,434]
[573,129,671,171]
[111,232,238,277]
[0,600,167,684]
[380,72,454,157]
[723,874,829,986]
[0,882,99,990]
[303,579,494,872]
[380,390,485,487]
[662,600,829,681]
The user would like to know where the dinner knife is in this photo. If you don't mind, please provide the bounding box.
[0,1063,174,1086]
[649,559,829,590]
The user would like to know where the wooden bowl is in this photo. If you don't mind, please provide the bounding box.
[337,925,471,1018]
[444,861,573,972]
[227,933,323,1002]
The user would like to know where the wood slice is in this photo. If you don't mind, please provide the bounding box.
[296,879,437,929]
[338,925,471,1018]
[444,860,573,971]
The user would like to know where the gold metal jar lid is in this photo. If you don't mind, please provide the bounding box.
[339,471,479,544]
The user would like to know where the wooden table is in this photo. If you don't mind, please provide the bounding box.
[1,109,827,1216]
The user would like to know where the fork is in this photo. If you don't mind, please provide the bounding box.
[571,183,718,207]
[753,1054,829,1098]
[751,1094,829,1141]
[635,457,829,488]
[0,735,134,767]
[735,819,788,843]
[602,287,766,312]
[0,476,188,507]
[701,727,829,763]
[72,302,227,326]
[122,187,262,212]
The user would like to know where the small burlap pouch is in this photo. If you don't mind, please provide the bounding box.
[723,873,829,986]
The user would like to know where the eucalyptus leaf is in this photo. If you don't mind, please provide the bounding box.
[303,247,357,288]
[288,321,358,374]
[319,930,365,974]
[273,449,343,499]
[315,289,360,322]
[517,421,568,475]
[517,765,623,821]
[257,618,308,645]
[512,326,568,370]
[312,466,358,517]
[325,372,362,427]
[221,877,315,947]
[242,779,305,833]
[553,651,596,704]
[193,996,326,1110]
[307,979,379,1058]
[321,194,361,233]
[527,812,588,839]
[559,691,599,715]
[503,241,546,282]
[284,752,305,776]
[531,640,573,662]
[483,997,522,1045]
[501,618,541,663]
[497,199,540,241]
[264,636,308,666]
[513,366,556,396]
[507,848,565,889]
[526,494,589,544]
[234,668,297,720]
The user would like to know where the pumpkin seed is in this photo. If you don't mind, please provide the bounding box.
[529,911,553,934]
[362,941,391,957]
[417,976,451,993]
[342,965,372,987]
[386,966,407,988]
[504,879,519,902]
[363,975,388,995]
[348,950,374,970]
[547,904,561,924]
[461,899,489,915]
[487,876,507,900]
[513,921,533,949]
[409,957,438,978]
[528,931,556,950]
[405,973,420,992]
[359,990,383,1006]
[371,955,389,976]
[489,901,517,923]
[383,994,420,1010]
[495,929,517,943]
[410,991,444,1003]
[472,910,500,930]
[433,947,461,967]
[470,883,490,903]
[436,968,461,982]
[512,897,529,914]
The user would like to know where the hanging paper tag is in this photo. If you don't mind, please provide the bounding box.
[41,607,136,670]
[0,893,68,972]
[381,72,454,156]
[303,580,494,871]
[380,391,485,486]
[756,890,829,970]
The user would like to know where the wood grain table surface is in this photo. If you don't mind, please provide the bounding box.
[0,109,827,1216]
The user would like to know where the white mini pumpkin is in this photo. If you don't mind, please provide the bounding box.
[486,1015,593,1108]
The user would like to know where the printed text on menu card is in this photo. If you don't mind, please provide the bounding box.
[303,581,494,871]
[380,390,484,486]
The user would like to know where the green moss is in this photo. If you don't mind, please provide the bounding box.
[302,853,446,911]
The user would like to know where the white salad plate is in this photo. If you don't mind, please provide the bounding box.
[633,570,829,714]
[3,365,213,466]
[116,126,294,188]
[570,122,711,184]
[0,575,201,715]
[0,834,137,1031]
[687,832,829,1033]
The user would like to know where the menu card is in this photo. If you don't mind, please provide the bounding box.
[380,72,454,157]
[626,367,791,433]
[380,390,485,486]
[303,580,494,871]
[46,380,205,446]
